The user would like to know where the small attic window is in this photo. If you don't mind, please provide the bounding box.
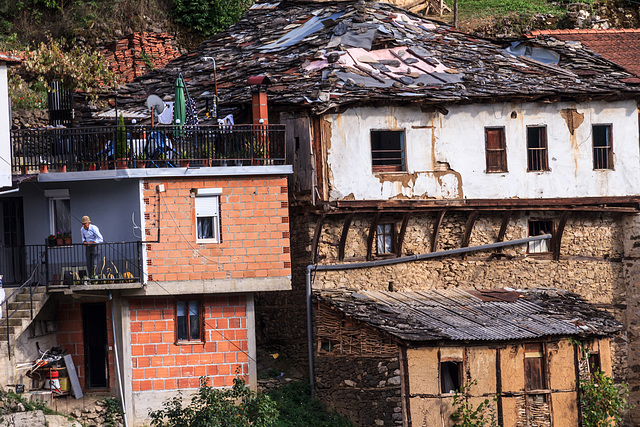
[371,130,405,172]
[440,361,462,394]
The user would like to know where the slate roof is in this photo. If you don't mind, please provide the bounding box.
[527,29,640,78]
[315,287,623,343]
[115,1,640,117]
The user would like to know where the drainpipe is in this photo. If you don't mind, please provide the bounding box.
[305,233,552,398]
[109,292,128,427]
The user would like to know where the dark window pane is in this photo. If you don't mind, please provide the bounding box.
[197,217,214,239]
[189,300,200,340]
[176,301,187,340]
[527,127,548,171]
[440,361,461,393]
[593,125,612,170]
[371,130,405,171]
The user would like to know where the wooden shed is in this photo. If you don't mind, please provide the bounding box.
[313,288,623,426]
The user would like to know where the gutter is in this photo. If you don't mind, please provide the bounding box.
[305,233,552,397]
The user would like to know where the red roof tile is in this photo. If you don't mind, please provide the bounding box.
[527,29,640,77]
[0,51,22,64]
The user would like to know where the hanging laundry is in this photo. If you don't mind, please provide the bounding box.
[158,102,174,125]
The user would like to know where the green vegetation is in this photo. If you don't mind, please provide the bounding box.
[149,376,353,427]
[101,397,124,427]
[450,380,498,427]
[580,370,632,427]
[173,0,252,36]
[265,381,354,427]
[446,0,567,19]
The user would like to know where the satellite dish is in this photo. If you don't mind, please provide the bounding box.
[146,94,165,115]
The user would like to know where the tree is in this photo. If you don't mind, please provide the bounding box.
[580,370,631,427]
[173,0,252,36]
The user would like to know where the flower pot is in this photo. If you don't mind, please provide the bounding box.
[59,165,67,172]
[56,238,63,246]
[48,239,56,247]
[100,162,110,170]
[88,164,97,171]
[40,165,48,173]
[180,159,190,167]
[116,159,129,169]
[135,160,146,168]
[64,238,71,245]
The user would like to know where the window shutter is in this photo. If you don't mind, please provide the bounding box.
[195,196,219,217]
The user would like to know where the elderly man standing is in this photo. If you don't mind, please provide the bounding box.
[81,215,103,277]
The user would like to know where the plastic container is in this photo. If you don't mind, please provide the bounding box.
[44,370,60,390]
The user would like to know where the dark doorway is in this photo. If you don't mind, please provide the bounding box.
[82,302,109,388]
[0,198,26,286]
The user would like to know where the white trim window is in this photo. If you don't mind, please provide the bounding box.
[195,188,221,243]
[45,189,71,235]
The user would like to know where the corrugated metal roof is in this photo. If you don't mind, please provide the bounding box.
[315,288,622,342]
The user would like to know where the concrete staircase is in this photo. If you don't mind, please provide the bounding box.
[0,285,49,346]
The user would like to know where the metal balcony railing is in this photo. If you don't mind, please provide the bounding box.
[0,242,143,287]
[11,124,286,173]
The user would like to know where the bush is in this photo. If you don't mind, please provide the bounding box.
[149,376,278,427]
[580,370,631,427]
[450,381,498,427]
[172,0,251,36]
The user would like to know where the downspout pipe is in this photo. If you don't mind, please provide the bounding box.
[109,292,128,427]
[305,233,551,397]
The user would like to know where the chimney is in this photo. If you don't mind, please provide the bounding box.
[248,75,271,126]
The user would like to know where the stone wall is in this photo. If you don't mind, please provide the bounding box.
[259,209,638,422]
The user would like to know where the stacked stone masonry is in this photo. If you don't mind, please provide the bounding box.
[129,295,249,391]
[273,210,640,422]
[142,177,291,282]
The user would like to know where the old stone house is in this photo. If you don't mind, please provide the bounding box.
[314,288,622,426]
[105,0,640,425]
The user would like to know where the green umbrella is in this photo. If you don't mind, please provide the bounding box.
[174,76,186,137]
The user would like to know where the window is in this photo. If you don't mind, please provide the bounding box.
[45,189,71,235]
[485,127,507,173]
[593,124,613,170]
[371,130,405,172]
[376,223,395,255]
[528,220,553,253]
[440,361,462,394]
[527,126,549,172]
[194,188,221,243]
[524,343,546,390]
[176,299,202,342]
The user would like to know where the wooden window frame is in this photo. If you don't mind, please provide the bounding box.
[371,130,406,173]
[527,219,554,254]
[485,127,508,173]
[592,124,613,170]
[376,223,396,255]
[175,298,205,344]
[524,342,547,392]
[526,126,549,172]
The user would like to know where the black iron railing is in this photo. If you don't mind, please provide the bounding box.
[11,124,286,173]
[44,242,143,286]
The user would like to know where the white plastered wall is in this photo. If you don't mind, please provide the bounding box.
[0,62,12,188]
[325,100,640,200]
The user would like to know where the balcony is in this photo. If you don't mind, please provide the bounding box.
[0,242,143,289]
[11,124,286,173]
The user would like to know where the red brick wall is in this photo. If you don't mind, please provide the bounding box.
[143,176,291,282]
[56,298,115,389]
[130,295,249,391]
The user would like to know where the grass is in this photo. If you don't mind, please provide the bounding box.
[444,0,593,20]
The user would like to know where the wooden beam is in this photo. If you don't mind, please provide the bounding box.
[553,211,570,261]
[461,210,479,248]
[311,213,326,264]
[366,213,381,261]
[495,211,512,254]
[338,213,354,262]
[430,210,446,253]
[396,212,411,257]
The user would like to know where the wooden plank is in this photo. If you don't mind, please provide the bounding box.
[430,210,446,253]
[461,210,479,248]
[338,214,354,262]
[396,212,411,257]
[311,213,326,264]
[366,213,381,261]
[63,354,83,399]
[553,211,570,261]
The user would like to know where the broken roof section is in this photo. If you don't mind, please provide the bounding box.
[315,288,622,343]
[527,29,640,79]
[116,1,640,116]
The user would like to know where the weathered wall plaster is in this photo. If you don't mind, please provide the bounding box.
[324,100,639,200]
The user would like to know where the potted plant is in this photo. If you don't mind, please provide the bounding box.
[55,231,63,246]
[47,234,56,247]
[62,232,71,245]
[134,153,147,168]
[200,144,215,166]
[179,150,190,167]
[115,114,129,169]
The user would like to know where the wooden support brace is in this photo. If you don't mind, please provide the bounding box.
[461,210,479,248]
[338,213,354,262]
[430,210,446,253]
[366,213,381,261]
[495,210,512,254]
[311,213,326,264]
[553,211,570,261]
[396,212,411,257]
